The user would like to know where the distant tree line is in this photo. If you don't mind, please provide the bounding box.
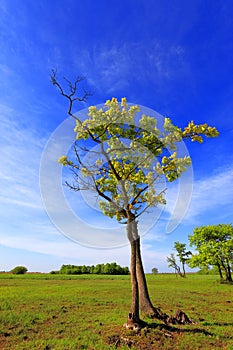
[51,262,129,275]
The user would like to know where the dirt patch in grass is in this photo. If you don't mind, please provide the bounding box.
[102,322,228,350]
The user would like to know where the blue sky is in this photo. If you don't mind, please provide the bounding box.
[0,0,233,273]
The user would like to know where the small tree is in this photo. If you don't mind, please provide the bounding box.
[51,72,219,327]
[174,242,192,277]
[167,253,182,277]
[11,266,28,274]
[152,267,159,274]
[189,224,233,283]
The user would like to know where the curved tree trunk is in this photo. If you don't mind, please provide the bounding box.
[126,218,192,327]
[135,236,168,321]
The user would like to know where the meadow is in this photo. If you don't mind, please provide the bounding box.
[0,273,232,349]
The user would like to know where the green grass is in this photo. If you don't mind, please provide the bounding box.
[0,274,232,349]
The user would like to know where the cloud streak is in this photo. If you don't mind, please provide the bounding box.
[75,41,187,94]
[163,165,233,225]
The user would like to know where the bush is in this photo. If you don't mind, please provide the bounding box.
[196,266,219,275]
[11,266,28,274]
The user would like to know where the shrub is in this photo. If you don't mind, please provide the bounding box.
[11,266,28,274]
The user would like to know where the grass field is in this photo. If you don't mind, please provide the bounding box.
[0,273,232,349]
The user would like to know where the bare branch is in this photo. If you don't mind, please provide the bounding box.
[131,185,149,206]
[50,69,91,119]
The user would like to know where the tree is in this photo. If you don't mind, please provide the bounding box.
[173,242,192,277]
[51,71,219,327]
[151,267,159,274]
[167,253,182,277]
[11,266,28,274]
[188,224,233,283]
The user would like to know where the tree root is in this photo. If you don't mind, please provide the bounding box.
[124,313,147,332]
[166,309,193,324]
[144,306,193,325]
[124,308,193,333]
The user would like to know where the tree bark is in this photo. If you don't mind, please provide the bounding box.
[216,262,223,279]
[126,216,141,326]
[182,261,186,277]
[226,262,233,282]
[126,217,192,326]
[221,259,231,282]
[130,239,139,320]
[135,235,168,321]
[136,237,154,312]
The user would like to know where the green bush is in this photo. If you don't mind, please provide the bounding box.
[196,266,219,275]
[11,266,28,275]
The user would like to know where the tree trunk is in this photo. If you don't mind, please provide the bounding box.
[126,217,192,326]
[216,262,223,279]
[129,223,169,321]
[126,217,141,328]
[130,239,139,320]
[135,237,164,318]
[221,259,230,282]
[182,261,186,277]
[226,262,232,282]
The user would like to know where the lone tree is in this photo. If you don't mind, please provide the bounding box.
[167,253,182,277]
[151,267,159,274]
[188,224,233,283]
[173,241,192,277]
[51,72,219,327]
[11,266,28,274]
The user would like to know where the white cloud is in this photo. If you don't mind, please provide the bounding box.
[74,41,186,94]
[0,103,48,213]
[0,228,172,272]
[185,167,233,222]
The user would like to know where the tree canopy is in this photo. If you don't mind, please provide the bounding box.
[11,266,28,274]
[58,98,218,224]
[188,224,233,282]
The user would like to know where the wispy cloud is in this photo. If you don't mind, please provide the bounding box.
[162,165,233,226]
[0,103,47,214]
[186,166,233,223]
[74,41,187,94]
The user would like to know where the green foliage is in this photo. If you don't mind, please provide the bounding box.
[58,262,129,275]
[58,98,219,223]
[189,224,233,282]
[11,266,28,274]
[167,242,191,277]
[151,267,159,274]
[196,266,219,275]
